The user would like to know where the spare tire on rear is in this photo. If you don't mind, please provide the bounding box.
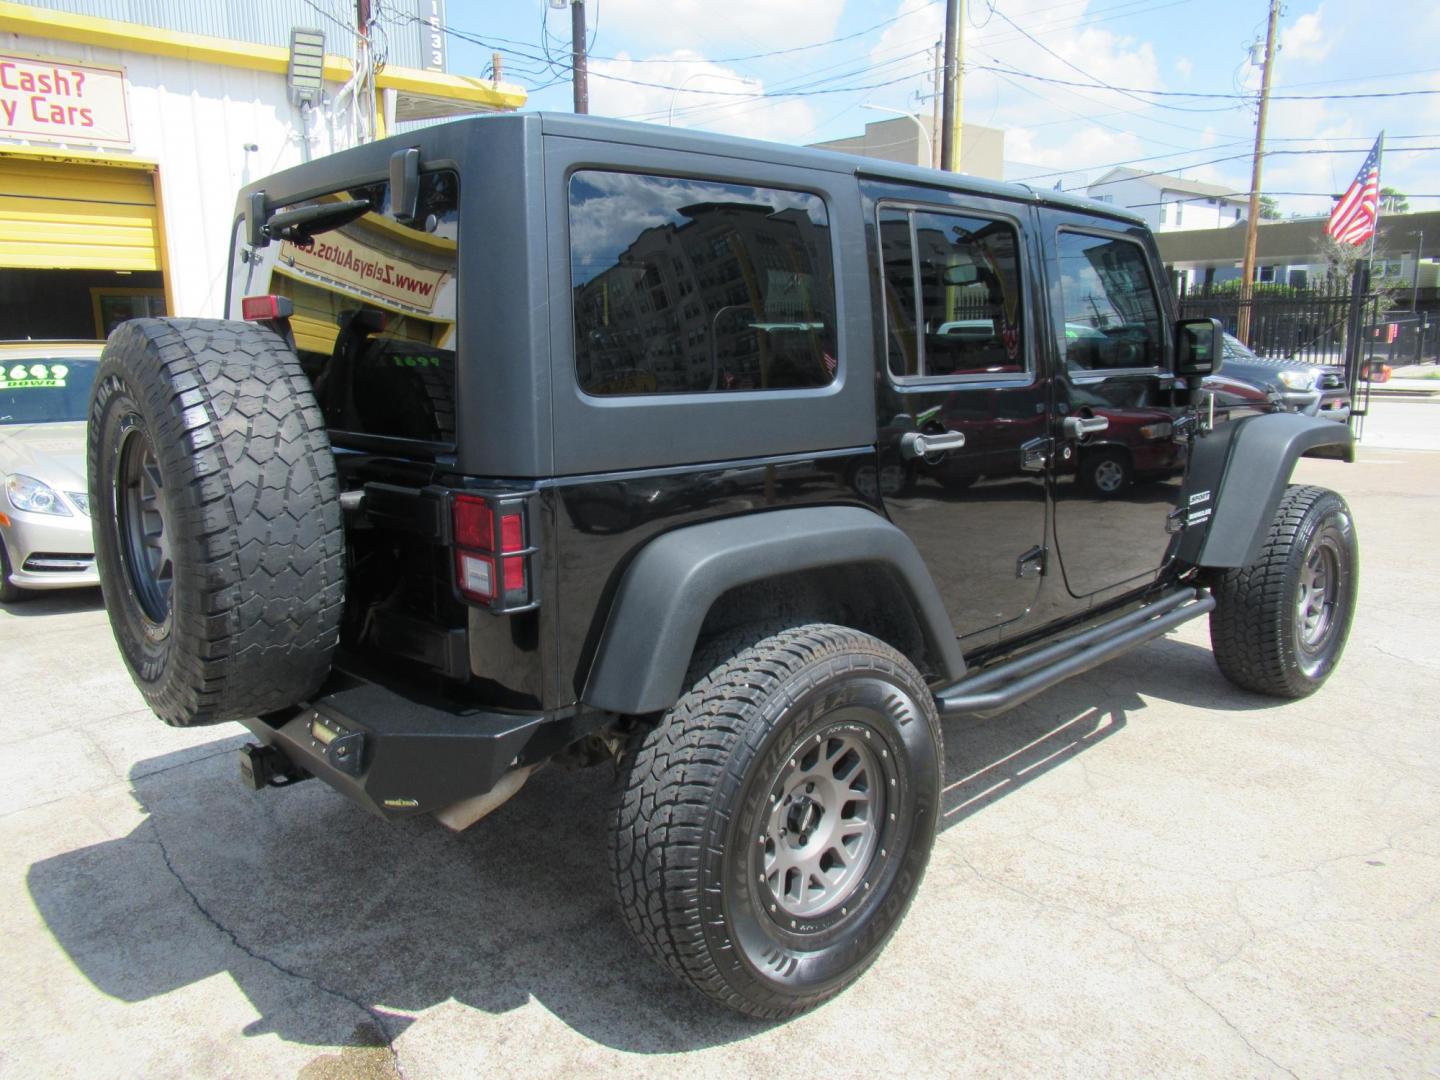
[88,318,345,726]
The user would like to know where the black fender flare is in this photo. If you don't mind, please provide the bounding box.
[580,506,965,715]
[1190,412,1353,569]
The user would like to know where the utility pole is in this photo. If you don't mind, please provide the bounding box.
[930,40,942,169]
[1237,0,1280,345]
[571,0,589,114]
[354,0,376,141]
[939,0,965,172]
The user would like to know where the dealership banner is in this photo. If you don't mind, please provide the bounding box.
[277,233,448,315]
[0,54,131,147]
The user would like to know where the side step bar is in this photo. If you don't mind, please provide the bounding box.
[935,587,1215,719]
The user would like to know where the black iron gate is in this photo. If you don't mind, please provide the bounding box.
[1177,267,1386,438]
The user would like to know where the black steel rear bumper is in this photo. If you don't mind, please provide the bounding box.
[239,672,551,820]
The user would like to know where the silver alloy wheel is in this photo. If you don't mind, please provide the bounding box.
[760,727,887,920]
[1093,457,1126,493]
[1297,538,1338,649]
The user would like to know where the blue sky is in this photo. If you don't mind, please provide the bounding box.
[427,1,1438,221]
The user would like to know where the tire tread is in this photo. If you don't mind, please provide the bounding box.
[609,622,939,1019]
[1209,483,1354,698]
[90,318,343,726]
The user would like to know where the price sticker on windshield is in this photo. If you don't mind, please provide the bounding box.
[0,363,69,388]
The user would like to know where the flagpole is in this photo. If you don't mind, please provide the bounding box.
[1367,132,1385,264]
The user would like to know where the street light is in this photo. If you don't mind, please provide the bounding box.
[667,71,749,126]
[860,103,932,167]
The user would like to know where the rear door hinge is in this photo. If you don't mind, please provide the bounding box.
[1020,436,1051,472]
[1016,545,1047,578]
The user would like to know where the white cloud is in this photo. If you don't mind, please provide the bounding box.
[1175,56,1193,80]
[1282,6,1331,64]
[597,0,844,50]
[1007,125,1146,186]
[587,52,818,143]
[957,0,1166,180]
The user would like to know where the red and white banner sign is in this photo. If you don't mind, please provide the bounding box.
[0,54,131,147]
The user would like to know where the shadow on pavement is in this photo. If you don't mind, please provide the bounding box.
[0,586,104,615]
[26,633,1267,1053]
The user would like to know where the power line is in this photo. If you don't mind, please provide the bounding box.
[1123,192,1440,207]
[1057,147,1440,193]
[985,4,1229,115]
[379,7,923,70]
[974,64,1440,101]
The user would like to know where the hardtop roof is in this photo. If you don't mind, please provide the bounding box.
[534,112,1144,226]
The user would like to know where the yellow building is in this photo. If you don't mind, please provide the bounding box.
[0,1,523,338]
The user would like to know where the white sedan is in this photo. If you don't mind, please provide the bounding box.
[0,341,102,602]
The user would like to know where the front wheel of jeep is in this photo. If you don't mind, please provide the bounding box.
[610,623,943,1018]
[1209,484,1358,698]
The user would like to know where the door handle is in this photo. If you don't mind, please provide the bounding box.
[900,429,966,459]
[1061,415,1109,439]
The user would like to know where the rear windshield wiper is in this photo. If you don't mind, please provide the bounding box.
[261,199,371,244]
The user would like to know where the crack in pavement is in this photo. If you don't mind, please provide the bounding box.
[0,708,156,750]
[0,745,244,823]
[145,814,409,1080]
[1172,971,1300,1078]
[953,849,1297,1072]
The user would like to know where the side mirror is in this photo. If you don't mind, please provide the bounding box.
[1176,317,1223,377]
[389,147,421,225]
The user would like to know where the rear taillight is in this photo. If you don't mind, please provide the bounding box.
[451,492,537,613]
[241,294,294,321]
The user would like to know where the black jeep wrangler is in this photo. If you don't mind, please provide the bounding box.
[87,114,1358,1019]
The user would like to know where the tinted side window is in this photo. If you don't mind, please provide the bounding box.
[1055,232,1163,374]
[878,207,1026,379]
[568,171,836,395]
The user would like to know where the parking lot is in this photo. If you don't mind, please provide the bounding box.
[3,409,1438,1078]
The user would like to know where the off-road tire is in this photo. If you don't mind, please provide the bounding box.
[88,318,344,726]
[1210,484,1357,698]
[0,538,29,603]
[610,623,943,1018]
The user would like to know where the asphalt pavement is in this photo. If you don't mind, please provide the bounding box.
[2,402,1438,1078]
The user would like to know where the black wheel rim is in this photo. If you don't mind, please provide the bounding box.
[117,427,173,623]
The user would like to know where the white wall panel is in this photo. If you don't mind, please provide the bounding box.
[2,30,347,316]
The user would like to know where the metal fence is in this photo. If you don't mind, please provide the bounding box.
[1176,269,1391,436]
[1176,277,1375,369]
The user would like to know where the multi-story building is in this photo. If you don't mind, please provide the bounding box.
[809,115,1005,180]
[1086,167,1250,233]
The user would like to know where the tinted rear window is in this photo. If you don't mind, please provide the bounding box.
[229,171,459,445]
[568,171,837,396]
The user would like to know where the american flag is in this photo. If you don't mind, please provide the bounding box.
[1326,133,1384,246]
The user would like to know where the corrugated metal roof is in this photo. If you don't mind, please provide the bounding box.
[18,0,437,70]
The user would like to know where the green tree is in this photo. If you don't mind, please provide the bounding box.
[1314,234,1404,359]
[1258,195,1281,220]
[1380,187,1409,213]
